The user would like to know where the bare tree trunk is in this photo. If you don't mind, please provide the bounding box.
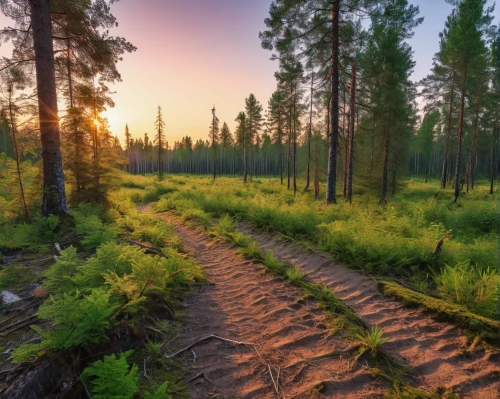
[8,92,29,219]
[441,73,455,189]
[453,70,467,202]
[346,61,355,203]
[30,0,68,216]
[314,136,320,200]
[491,121,498,195]
[305,69,313,190]
[326,1,340,205]
[243,137,247,183]
[465,87,481,193]
[293,87,297,197]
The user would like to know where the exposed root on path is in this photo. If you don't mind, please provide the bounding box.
[165,334,254,358]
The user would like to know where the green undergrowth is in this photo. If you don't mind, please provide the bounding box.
[6,188,204,398]
[142,174,498,321]
[165,208,453,397]
[379,281,500,343]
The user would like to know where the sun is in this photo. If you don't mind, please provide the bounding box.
[101,108,121,133]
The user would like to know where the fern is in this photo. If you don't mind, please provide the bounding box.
[145,382,172,399]
[81,350,138,399]
[75,214,118,250]
[44,246,83,295]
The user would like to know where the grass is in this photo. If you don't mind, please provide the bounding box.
[379,281,500,343]
[0,180,204,398]
[357,326,389,357]
[132,174,498,321]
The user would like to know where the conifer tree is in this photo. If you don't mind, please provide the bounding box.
[154,106,166,180]
[244,94,263,181]
[209,106,220,180]
[235,112,248,182]
[220,122,233,174]
[443,0,492,201]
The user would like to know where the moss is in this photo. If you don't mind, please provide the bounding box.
[379,281,500,343]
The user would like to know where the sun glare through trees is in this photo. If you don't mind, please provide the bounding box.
[0,0,498,398]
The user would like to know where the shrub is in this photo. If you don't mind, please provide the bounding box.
[434,262,499,318]
[81,350,138,399]
[75,214,118,250]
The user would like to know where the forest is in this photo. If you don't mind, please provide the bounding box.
[0,0,498,398]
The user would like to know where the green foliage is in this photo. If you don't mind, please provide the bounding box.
[81,350,139,399]
[379,281,500,342]
[263,250,287,275]
[0,264,35,290]
[37,289,118,350]
[285,266,304,285]
[434,262,499,318]
[210,214,235,239]
[75,214,119,250]
[145,382,172,399]
[237,240,264,260]
[138,176,499,319]
[43,246,84,294]
[0,215,60,252]
[357,327,389,357]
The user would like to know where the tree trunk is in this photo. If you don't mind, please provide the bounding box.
[465,86,481,193]
[441,73,455,189]
[293,87,297,197]
[491,121,498,195]
[326,1,340,205]
[30,0,69,216]
[453,70,467,202]
[346,61,355,203]
[305,70,313,190]
[8,92,29,219]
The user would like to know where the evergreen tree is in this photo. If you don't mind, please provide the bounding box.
[235,112,248,182]
[154,106,166,180]
[443,0,492,201]
[244,94,263,181]
[220,122,233,175]
[361,0,422,205]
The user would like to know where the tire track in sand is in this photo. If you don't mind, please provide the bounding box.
[142,206,386,399]
[238,223,500,398]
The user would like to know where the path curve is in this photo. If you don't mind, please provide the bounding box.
[238,223,500,398]
[143,206,385,399]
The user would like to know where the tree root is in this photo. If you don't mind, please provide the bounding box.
[165,335,254,358]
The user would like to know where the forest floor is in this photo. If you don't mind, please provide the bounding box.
[140,204,499,399]
[141,204,386,399]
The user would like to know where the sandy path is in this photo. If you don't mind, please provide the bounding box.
[143,207,386,399]
[238,224,500,398]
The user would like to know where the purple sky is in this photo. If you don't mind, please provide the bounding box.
[0,0,498,144]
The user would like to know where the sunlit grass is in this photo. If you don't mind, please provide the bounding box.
[119,173,499,319]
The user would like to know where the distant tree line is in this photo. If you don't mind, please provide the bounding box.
[124,0,499,204]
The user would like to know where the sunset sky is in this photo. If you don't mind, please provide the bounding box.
[0,0,498,146]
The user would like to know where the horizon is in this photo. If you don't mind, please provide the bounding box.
[0,0,497,147]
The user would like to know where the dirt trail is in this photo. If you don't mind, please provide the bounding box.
[238,224,500,398]
[142,206,385,399]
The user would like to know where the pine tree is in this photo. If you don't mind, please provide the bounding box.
[209,106,220,180]
[361,0,422,205]
[30,0,69,216]
[267,89,286,184]
[235,112,248,182]
[154,106,166,180]
[220,122,233,175]
[244,94,263,181]
[443,0,492,201]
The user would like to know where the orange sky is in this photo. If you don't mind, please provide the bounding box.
[0,0,497,147]
[100,0,278,146]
